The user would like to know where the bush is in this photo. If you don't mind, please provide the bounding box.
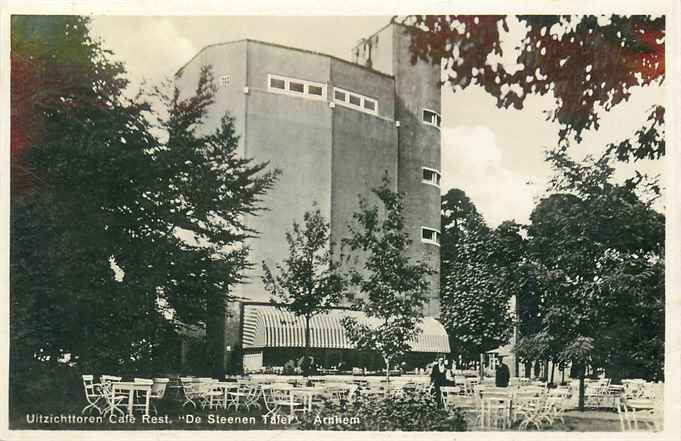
[298,389,467,431]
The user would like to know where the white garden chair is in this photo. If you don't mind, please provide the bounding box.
[148,378,169,415]
[81,375,105,415]
[99,381,127,417]
[266,383,303,417]
[179,377,200,408]
[195,378,222,409]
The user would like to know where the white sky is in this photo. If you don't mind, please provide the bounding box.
[89,15,664,227]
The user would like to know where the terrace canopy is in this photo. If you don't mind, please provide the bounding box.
[242,304,450,353]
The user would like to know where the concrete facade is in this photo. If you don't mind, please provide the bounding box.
[353,24,442,316]
[176,22,442,321]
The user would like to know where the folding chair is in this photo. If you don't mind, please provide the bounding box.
[179,377,200,408]
[81,375,105,415]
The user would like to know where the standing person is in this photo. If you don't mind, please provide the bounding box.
[495,356,511,387]
[430,356,448,407]
[446,360,456,386]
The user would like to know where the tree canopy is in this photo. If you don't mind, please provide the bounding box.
[10,16,279,382]
[439,189,519,361]
[403,15,665,160]
[262,207,345,363]
[522,149,664,381]
[342,177,434,379]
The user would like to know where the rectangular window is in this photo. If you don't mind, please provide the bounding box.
[422,167,441,187]
[421,227,441,245]
[349,94,362,106]
[423,109,441,128]
[270,77,285,90]
[308,84,323,96]
[333,87,378,116]
[220,74,231,87]
[267,74,326,100]
[289,81,305,93]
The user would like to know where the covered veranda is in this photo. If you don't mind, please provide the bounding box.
[240,303,451,373]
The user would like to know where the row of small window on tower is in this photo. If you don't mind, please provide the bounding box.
[266,73,441,127]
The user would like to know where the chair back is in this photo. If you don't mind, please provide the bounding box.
[82,375,99,398]
[271,383,295,402]
[101,375,122,383]
[151,378,170,399]
[180,377,197,395]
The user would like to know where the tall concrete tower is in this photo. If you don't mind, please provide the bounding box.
[175,21,441,320]
[353,23,442,317]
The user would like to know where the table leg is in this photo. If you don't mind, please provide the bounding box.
[479,401,483,428]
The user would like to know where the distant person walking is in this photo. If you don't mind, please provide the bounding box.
[495,356,510,387]
[430,356,448,407]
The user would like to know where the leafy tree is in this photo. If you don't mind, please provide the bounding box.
[342,177,434,380]
[439,189,515,362]
[10,15,174,380]
[524,149,664,384]
[262,207,346,374]
[10,15,279,391]
[149,66,280,376]
[403,15,665,159]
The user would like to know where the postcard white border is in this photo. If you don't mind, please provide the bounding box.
[0,1,678,441]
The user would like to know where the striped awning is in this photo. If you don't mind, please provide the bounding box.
[242,304,450,353]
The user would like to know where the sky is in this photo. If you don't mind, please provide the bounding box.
[89,15,664,228]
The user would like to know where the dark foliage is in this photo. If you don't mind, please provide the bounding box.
[403,15,664,159]
[297,390,467,431]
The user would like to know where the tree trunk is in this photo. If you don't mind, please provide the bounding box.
[384,355,391,382]
[206,294,227,379]
[543,359,549,382]
[304,314,311,379]
[550,359,555,385]
[578,374,585,411]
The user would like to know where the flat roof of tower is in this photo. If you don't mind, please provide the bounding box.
[175,38,395,80]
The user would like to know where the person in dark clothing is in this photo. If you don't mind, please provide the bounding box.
[430,356,448,407]
[495,356,511,387]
